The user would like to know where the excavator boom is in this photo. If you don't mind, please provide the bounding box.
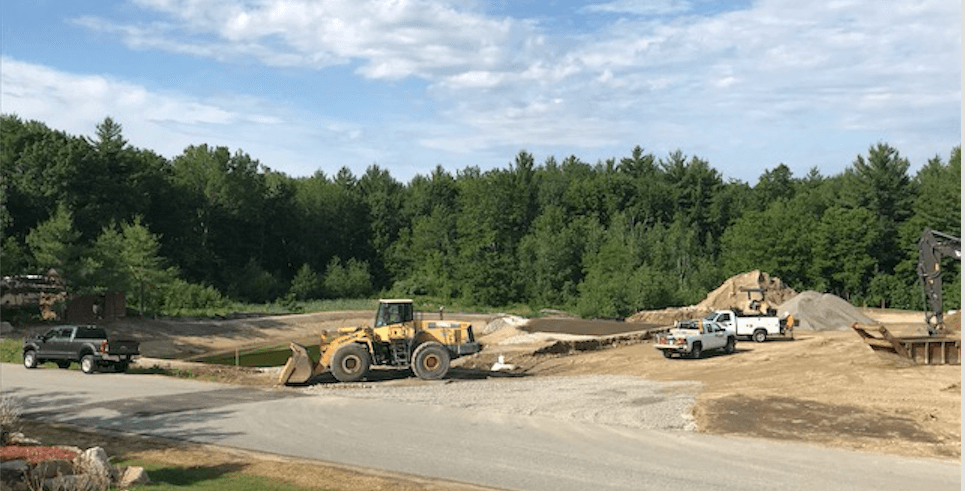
[917,229,962,335]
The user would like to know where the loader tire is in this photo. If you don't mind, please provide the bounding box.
[412,342,450,380]
[331,344,370,383]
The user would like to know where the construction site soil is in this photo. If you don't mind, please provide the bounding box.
[3,272,961,490]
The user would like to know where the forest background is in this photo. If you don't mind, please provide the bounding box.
[1,114,960,319]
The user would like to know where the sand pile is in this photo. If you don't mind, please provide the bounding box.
[627,306,702,325]
[942,311,960,333]
[478,314,529,344]
[695,270,797,312]
[627,270,797,325]
[776,291,875,331]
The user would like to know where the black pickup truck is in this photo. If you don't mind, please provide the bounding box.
[22,325,140,374]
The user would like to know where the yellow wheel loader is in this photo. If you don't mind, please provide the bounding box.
[278,299,482,384]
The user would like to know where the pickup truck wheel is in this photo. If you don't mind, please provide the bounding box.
[412,342,451,380]
[80,355,96,374]
[331,344,370,383]
[690,342,703,359]
[662,349,673,359]
[23,350,38,369]
[114,362,129,373]
[753,329,767,343]
[56,361,71,369]
[724,337,736,354]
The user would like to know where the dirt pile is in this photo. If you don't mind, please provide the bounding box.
[943,311,961,332]
[776,291,875,331]
[627,270,797,325]
[695,270,797,311]
[626,306,702,325]
[478,315,529,344]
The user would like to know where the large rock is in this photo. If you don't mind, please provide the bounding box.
[118,465,151,488]
[44,474,97,491]
[34,459,74,479]
[0,459,30,489]
[4,432,41,446]
[72,446,118,485]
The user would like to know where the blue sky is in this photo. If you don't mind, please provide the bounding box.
[2,0,960,184]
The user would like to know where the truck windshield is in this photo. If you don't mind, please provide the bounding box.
[703,312,718,321]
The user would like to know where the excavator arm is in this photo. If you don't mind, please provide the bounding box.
[917,229,961,335]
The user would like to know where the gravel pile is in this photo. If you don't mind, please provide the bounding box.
[304,375,701,431]
[777,291,875,331]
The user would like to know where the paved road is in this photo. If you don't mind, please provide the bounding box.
[2,365,959,491]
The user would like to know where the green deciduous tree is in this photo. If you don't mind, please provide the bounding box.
[323,257,373,298]
[720,198,817,289]
[289,263,323,300]
[810,207,878,300]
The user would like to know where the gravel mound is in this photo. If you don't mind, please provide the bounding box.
[482,314,528,334]
[305,375,701,431]
[777,291,875,331]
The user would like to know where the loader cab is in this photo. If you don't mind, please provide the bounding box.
[375,299,414,327]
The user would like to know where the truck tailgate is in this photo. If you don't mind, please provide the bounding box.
[108,338,140,355]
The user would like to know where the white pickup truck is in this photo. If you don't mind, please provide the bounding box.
[703,309,794,342]
[653,319,736,359]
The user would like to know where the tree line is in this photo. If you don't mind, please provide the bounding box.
[1,114,960,317]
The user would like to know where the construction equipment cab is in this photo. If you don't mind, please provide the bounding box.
[278,299,481,385]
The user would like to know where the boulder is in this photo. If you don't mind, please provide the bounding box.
[5,432,41,446]
[118,465,152,488]
[0,459,29,485]
[44,474,96,491]
[72,446,118,485]
[34,458,74,479]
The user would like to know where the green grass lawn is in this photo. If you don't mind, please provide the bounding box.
[118,459,328,491]
[0,338,20,364]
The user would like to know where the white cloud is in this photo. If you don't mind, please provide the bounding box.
[21,0,963,181]
[0,57,379,177]
[84,0,525,80]
[582,0,693,16]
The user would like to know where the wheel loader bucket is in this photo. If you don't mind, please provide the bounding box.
[278,342,317,385]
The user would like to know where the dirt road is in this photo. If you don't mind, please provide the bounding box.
[3,367,959,491]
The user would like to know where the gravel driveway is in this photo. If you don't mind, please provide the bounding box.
[301,375,702,431]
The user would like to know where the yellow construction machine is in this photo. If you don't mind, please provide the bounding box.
[278,299,481,384]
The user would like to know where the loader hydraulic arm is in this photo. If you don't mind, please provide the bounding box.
[917,229,961,335]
